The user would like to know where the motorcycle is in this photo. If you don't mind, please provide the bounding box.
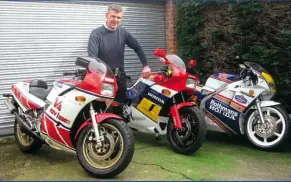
[113,48,206,155]
[2,56,134,178]
[193,62,290,150]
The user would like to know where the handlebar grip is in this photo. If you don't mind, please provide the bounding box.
[63,71,75,76]
[3,93,12,97]
[76,68,87,75]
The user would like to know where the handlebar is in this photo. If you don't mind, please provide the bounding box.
[158,66,171,78]
[63,68,87,77]
[63,71,76,76]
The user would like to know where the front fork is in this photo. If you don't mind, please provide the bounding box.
[255,98,265,124]
[170,97,182,129]
[89,103,104,146]
[251,80,265,124]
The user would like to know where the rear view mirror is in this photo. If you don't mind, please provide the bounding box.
[154,48,166,58]
[188,60,197,68]
[76,57,90,70]
[160,58,166,63]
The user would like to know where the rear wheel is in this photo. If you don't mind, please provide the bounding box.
[14,119,42,153]
[76,119,134,178]
[167,106,206,155]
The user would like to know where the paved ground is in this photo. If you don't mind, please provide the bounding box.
[0,131,290,180]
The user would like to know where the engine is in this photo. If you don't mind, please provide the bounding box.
[19,108,43,133]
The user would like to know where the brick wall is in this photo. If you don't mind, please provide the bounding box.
[165,0,178,54]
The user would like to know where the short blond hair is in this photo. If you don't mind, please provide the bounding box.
[108,3,123,13]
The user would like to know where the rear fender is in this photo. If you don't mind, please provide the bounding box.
[169,102,197,129]
[74,113,123,141]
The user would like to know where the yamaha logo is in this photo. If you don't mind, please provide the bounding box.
[148,92,165,104]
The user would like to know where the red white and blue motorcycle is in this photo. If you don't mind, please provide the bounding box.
[194,62,290,150]
[3,57,134,178]
[112,48,206,155]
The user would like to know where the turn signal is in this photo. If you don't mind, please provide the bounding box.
[249,90,254,96]
[111,101,120,107]
[162,89,171,96]
[190,95,198,102]
[75,96,86,102]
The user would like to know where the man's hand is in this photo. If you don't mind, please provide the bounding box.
[141,65,151,78]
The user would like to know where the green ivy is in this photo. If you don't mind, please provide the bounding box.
[176,2,291,112]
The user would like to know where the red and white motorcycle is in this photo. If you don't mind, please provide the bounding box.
[3,57,134,178]
[113,48,206,155]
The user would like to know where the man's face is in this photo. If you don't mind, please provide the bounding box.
[106,10,123,30]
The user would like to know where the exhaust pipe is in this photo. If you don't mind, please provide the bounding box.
[4,98,16,114]
[14,112,44,142]
[4,95,43,142]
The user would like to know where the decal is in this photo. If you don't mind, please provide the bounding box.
[214,94,231,105]
[148,92,165,104]
[209,99,238,120]
[234,95,247,104]
[50,108,58,116]
[55,82,63,88]
[137,98,162,122]
[230,101,245,112]
[206,112,237,135]
[53,98,62,111]
[57,115,70,124]
[240,91,255,98]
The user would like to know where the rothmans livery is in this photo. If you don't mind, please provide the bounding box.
[196,62,290,151]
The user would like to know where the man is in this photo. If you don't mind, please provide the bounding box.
[87,3,151,115]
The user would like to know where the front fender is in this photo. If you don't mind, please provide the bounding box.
[259,100,281,107]
[74,113,123,141]
[175,102,197,110]
[169,102,197,129]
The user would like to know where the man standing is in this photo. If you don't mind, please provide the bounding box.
[87,3,151,115]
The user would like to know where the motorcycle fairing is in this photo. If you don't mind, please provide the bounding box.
[41,112,74,149]
[11,82,46,112]
[42,88,114,151]
[204,97,240,134]
[210,73,240,83]
[47,80,80,104]
[126,79,152,104]
[132,80,176,123]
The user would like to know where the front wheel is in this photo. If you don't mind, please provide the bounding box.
[245,105,290,150]
[167,106,206,155]
[76,119,134,178]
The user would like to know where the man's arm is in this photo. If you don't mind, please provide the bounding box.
[87,30,99,58]
[125,29,148,67]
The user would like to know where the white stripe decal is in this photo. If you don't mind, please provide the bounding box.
[53,123,69,147]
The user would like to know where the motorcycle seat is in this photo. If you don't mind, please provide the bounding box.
[29,80,48,89]
[29,80,51,100]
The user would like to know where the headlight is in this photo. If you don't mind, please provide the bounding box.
[186,78,196,89]
[101,83,114,96]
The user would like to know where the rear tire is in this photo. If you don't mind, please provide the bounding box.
[167,106,206,155]
[14,119,42,153]
[76,119,134,178]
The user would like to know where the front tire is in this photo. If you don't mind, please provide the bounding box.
[167,106,206,155]
[245,105,290,150]
[76,119,134,178]
[14,119,42,153]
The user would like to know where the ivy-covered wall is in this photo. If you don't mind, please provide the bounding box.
[176,2,291,112]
